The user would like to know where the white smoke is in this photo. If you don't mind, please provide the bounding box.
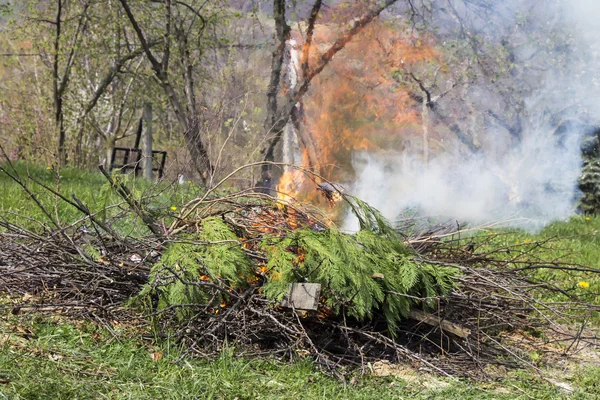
[345,126,583,231]
[343,0,598,232]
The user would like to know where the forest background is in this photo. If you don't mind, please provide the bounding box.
[2,0,599,225]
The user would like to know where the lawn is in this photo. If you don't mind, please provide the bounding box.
[2,163,600,399]
[1,315,599,400]
[0,162,203,235]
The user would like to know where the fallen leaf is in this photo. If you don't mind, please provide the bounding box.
[98,256,111,265]
[150,351,163,362]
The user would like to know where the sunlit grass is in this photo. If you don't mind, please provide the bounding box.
[0,162,204,234]
[2,315,599,399]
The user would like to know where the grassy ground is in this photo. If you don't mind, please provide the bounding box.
[0,162,203,234]
[475,217,600,303]
[2,163,600,399]
[1,315,599,400]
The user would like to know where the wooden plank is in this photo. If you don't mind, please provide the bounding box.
[142,103,153,181]
[281,283,321,311]
[408,309,471,338]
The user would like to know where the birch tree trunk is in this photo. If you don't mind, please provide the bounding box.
[422,96,430,165]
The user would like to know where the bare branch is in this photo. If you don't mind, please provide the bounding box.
[301,0,322,79]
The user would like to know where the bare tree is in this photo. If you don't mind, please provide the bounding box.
[48,0,90,165]
[117,0,218,185]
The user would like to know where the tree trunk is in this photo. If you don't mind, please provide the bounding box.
[259,0,398,190]
[258,0,290,191]
[53,0,90,165]
[142,103,153,180]
[105,136,115,170]
[422,96,430,165]
[56,105,67,165]
[117,0,213,186]
[54,0,66,165]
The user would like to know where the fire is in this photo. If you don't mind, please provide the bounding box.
[276,169,304,204]
[275,18,440,202]
[275,150,321,209]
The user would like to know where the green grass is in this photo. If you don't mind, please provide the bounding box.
[463,216,600,303]
[541,216,600,266]
[3,163,600,399]
[1,316,599,399]
[0,162,204,234]
[537,217,600,301]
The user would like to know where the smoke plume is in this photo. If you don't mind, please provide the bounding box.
[343,0,600,231]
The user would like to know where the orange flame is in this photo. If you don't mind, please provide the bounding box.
[277,18,441,205]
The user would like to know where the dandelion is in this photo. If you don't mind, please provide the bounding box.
[578,281,590,289]
[586,217,591,221]
[170,206,177,211]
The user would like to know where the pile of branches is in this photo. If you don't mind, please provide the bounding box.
[1,162,600,378]
[0,226,151,317]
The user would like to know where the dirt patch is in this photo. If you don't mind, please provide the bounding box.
[370,360,451,389]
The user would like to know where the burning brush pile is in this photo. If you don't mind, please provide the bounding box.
[1,168,599,378]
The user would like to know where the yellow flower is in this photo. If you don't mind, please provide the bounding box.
[46,166,52,170]
[578,281,590,289]
[170,206,177,211]
[586,217,591,221]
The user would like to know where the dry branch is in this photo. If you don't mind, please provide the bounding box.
[1,168,599,379]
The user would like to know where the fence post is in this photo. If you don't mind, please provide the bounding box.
[142,103,153,181]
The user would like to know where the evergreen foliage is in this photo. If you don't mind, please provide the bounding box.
[140,217,254,318]
[579,133,600,214]
[261,228,457,330]
[138,200,458,330]
[343,194,399,238]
